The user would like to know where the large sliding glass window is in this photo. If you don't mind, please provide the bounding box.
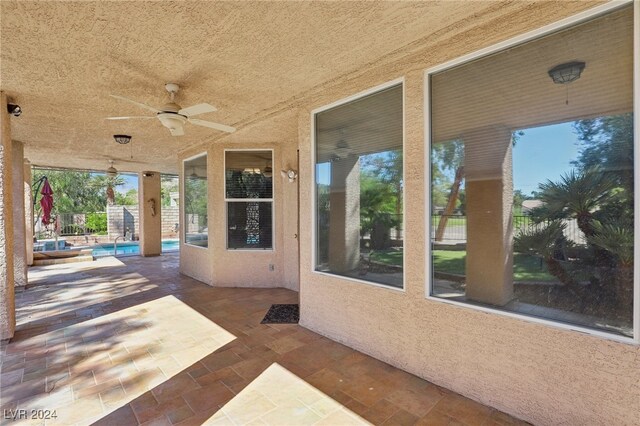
[183,154,208,248]
[315,83,404,289]
[429,6,635,338]
[225,150,273,250]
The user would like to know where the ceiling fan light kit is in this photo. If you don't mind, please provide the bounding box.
[106,160,118,178]
[107,83,236,136]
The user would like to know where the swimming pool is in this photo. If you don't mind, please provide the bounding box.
[92,240,179,257]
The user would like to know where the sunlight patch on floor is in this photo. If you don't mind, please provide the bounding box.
[207,363,371,425]
[28,255,126,275]
[13,295,235,425]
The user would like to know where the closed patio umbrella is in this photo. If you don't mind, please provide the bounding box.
[40,178,53,225]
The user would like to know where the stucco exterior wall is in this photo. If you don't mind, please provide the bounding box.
[178,140,299,291]
[297,64,639,426]
[139,172,162,256]
[0,91,16,339]
[12,140,27,288]
[294,3,639,423]
[171,2,637,423]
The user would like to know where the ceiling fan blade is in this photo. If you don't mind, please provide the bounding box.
[170,126,185,137]
[178,103,217,117]
[106,116,155,120]
[110,94,161,113]
[188,118,236,133]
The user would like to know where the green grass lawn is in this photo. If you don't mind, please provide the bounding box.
[431,216,466,227]
[371,249,556,282]
[431,215,535,230]
[370,250,403,266]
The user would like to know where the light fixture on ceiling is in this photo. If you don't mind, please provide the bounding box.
[548,61,585,105]
[113,134,131,144]
[189,166,198,178]
[548,61,586,84]
[106,160,118,178]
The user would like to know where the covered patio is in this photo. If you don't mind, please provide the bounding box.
[1,1,638,425]
[1,255,521,425]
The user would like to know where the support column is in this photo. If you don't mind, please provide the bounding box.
[24,160,33,266]
[138,171,161,256]
[12,141,27,288]
[464,127,514,306]
[0,91,16,339]
[328,156,360,273]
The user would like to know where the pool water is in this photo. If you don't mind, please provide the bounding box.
[92,240,179,257]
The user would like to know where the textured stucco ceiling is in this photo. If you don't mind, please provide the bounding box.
[1,1,603,174]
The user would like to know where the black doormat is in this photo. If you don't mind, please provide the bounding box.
[261,304,299,324]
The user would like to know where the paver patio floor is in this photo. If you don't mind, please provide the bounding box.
[1,254,527,426]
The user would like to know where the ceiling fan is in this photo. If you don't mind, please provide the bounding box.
[107,83,236,136]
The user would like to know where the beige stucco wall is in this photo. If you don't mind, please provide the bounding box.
[298,65,640,425]
[172,2,638,423]
[0,91,16,340]
[178,140,299,291]
[12,140,27,288]
[138,172,162,256]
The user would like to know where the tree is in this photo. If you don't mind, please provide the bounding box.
[115,188,138,206]
[573,113,633,191]
[432,140,464,241]
[516,113,634,316]
[513,190,528,215]
[537,168,615,237]
[32,169,107,213]
[90,175,125,206]
[161,175,179,207]
[361,150,403,239]
[589,220,634,312]
[360,172,399,250]
[514,221,577,288]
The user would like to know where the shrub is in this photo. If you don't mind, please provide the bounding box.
[86,213,107,234]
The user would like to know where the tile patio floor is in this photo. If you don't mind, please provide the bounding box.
[0,254,528,426]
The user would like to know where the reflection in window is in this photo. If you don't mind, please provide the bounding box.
[430,7,634,337]
[225,151,273,250]
[315,84,404,288]
[183,154,208,247]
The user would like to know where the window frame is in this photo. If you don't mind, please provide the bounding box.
[310,77,406,292]
[182,152,209,250]
[424,0,639,344]
[223,148,275,251]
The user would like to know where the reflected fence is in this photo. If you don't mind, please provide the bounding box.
[431,214,586,245]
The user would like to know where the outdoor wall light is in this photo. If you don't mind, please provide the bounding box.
[7,104,22,117]
[281,169,298,182]
[113,134,132,144]
[548,61,586,84]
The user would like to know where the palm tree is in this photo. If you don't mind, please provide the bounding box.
[537,168,615,237]
[588,221,634,312]
[91,175,126,206]
[514,221,577,288]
